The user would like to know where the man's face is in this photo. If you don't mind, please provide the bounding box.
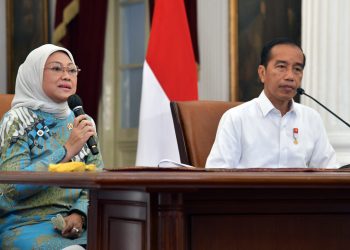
[258,44,304,105]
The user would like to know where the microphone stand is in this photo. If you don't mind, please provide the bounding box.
[297,88,350,169]
[297,88,350,128]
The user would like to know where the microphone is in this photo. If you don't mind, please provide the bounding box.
[67,94,99,155]
[297,87,350,128]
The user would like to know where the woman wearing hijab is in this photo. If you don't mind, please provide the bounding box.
[0,44,103,249]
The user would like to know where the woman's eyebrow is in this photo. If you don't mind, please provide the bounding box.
[46,61,74,65]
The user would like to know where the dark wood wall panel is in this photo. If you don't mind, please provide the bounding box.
[190,214,350,250]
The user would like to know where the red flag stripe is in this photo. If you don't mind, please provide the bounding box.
[146,0,198,101]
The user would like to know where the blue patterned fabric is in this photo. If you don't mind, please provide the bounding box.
[0,107,104,249]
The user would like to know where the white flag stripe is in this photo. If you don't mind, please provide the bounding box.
[136,61,180,166]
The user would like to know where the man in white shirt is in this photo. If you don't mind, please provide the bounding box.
[206,38,338,169]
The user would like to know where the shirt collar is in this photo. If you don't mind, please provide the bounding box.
[257,90,296,117]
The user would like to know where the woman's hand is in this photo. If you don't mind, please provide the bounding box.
[62,114,96,162]
[61,213,84,239]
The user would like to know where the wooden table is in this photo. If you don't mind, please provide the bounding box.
[1,168,350,250]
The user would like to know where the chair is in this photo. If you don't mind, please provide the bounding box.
[0,94,14,119]
[170,100,242,168]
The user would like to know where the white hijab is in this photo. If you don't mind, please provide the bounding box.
[11,44,76,119]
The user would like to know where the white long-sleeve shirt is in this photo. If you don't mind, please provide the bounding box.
[206,91,339,169]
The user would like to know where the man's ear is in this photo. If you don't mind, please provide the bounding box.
[258,65,265,84]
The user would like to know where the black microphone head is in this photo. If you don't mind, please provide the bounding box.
[296,88,305,95]
[67,94,83,110]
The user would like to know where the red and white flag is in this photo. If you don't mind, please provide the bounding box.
[136,0,198,166]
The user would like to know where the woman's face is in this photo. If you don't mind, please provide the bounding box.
[42,51,78,103]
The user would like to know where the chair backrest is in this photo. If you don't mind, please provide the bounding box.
[0,94,14,120]
[170,100,242,168]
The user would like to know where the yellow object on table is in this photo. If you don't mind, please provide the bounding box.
[49,162,96,172]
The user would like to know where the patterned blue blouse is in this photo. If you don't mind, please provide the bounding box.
[0,107,104,249]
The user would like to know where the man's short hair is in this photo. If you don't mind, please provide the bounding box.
[260,37,306,68]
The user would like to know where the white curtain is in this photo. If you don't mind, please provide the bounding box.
[98,0,116,167]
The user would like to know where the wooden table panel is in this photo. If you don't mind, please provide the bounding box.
[2,169,350,249]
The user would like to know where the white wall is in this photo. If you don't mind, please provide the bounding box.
[197,0,230,101]
[302,0,350,165]
[0,0,7,93]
